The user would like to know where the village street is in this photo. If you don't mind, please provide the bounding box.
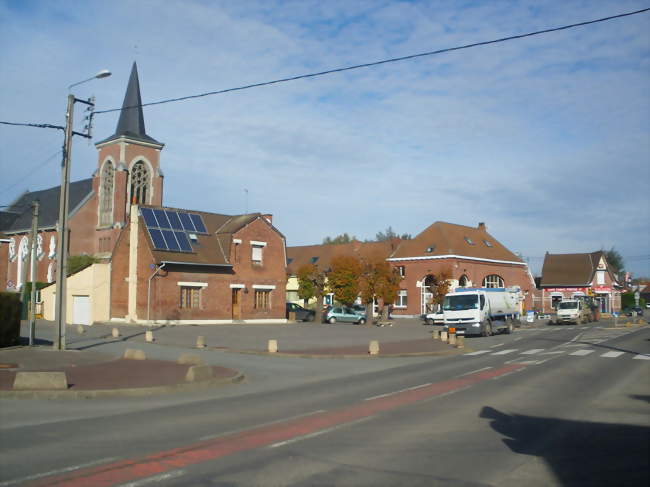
[1,318,648,486]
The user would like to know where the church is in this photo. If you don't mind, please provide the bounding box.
[0,63,287,324]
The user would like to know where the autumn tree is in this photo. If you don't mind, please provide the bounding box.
[328,255,362,306]
[297,263,328,323]
[375,263,402,321]
[359,258,402,323]
[425,268,453,311]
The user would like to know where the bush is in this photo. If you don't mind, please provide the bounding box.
[0,292,22,347]
[67,254,99,276]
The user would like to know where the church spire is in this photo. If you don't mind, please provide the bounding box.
[97,62,161,146]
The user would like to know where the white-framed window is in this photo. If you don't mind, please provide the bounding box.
[8,237,16,261]
[251,241,267,264]
[596,270,605,285]
[177,282,207,309]
[394,290,408,308]
[483,274,504,288]
[254,289,271,309]
[397,266,405,278]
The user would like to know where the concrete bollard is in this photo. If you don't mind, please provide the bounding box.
[440,331,448,343]
[456,335,465,349]
[268,339,278,353]
[432,329,440,340]
[196,336,206,348]
[185,365,213,382]
[177,353,204,365]
[145,330,154,343]
[112,327,120,338]
[124,348,146,360]
[369,340,379,355]
[448,333,457,345]
[13,371,68,390]
[76,324,86,334]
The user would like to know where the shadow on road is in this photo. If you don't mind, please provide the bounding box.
[480,406,649,486]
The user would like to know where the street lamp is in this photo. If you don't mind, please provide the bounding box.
[54,69,111,350]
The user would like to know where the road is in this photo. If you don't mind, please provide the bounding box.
[1,324,648,486]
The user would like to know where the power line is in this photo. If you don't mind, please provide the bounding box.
[92,7,649,115]
[0,149,62,198]
[0,120,64,131]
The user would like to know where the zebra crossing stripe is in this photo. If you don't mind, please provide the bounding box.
[633,354,650,360]
[569,349,594,356]
[464,350,491,356]
[520,349,544,355]
[600,351,625,358]
[492,349,518,355]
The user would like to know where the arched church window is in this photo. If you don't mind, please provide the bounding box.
[48,235,56,259]
[459,274,470,287]
[130,161,150,205]
[8,237,16,262]
[99,161,114,226]
[17,236,29,290]
[483,274,504,288]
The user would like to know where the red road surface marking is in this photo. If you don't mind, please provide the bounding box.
[28,363,525,487]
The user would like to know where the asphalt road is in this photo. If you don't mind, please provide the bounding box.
[1,324,648,486]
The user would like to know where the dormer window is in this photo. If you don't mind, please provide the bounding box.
[310,256,319,264]
[464,237,475,245]
[483,239,493,247]
[189,233,198,242]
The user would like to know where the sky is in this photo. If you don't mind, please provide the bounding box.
[1,0,649,278]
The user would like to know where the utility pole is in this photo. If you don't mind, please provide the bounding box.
[29,201,39,346]
[54,94,75,351]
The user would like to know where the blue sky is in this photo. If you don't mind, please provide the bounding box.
[1,0,649,277]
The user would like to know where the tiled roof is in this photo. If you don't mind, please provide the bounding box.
[0,179,93,233]
[389,221,523,263]
[540,251,611,287]
[286,239,400,275]
[140,205,266,266]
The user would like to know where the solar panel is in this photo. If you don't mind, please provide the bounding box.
[189,213,207,233]
[153,209,171,229]
[141,208,158,228]
[148,228,166,250]
[166,211,183,230]
[161,230,180,251]
[175,231,192,252]
[178,212,195,232]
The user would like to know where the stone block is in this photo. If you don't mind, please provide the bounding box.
[186,365,213,382]
[124,348,146,360]
[112,327,120,338]
[440,331,448,342]
[448,333,457,345]
[196,336,206,348]
[268,339,278,353]
[145,330,154,343]
[456,335,465,349]
[76,325,86,334]
[13,371,68,390]
[177,353,204,365]
[432,329,440,340]
[369,340,379,355]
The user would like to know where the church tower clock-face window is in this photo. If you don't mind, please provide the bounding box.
[99,161,114,226]
[130,161,150,205]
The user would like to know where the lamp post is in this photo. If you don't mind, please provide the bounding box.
[54,69,111,350]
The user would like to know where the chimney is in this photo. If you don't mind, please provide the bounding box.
[478,222,486,231]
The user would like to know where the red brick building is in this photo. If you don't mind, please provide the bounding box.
[387,222,535,316]
[0,62,286,323]
[538,251,622,314]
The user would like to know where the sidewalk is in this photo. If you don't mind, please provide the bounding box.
[0,318,462,397]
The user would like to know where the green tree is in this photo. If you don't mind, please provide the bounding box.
[297,263,328,323]
[604,247,624,275]
[375,226,411,241]
[328,255,362,306]
[322,233,357,245]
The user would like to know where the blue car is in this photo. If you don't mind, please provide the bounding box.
[325,306,367,324]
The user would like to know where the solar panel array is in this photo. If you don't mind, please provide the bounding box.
[140,207,208,253]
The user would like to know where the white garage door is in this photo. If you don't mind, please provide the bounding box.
[72,295,91,325]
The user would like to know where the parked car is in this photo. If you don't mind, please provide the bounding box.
[422,311,444,325]
[350,304,367,315]
[325,306,367,324]
[623,306,644,317]
[286,302,315,322]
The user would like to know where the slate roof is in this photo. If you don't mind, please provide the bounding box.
[0,179,93,233]
[388,221,523,263]
[140,205,274,266]
[540,251,616,287]
[286,239,400,275]
[95,62,162,147]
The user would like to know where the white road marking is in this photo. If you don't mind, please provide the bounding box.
[601,351,625,358]
[492,349,518,355]
[268,416,376,448]
[569,349,594,356]
[0,457,118,486]
[364,383,431,401]
[539,350,565,355]
[633,354,650,360]
[464,350,491,356]
[458,366,492,377]
[199,410,327,441]
[436,385,473,398]
[520,349,544,355]
[513,337,523,341]
[116,470,185,487]
[490,343,504,348]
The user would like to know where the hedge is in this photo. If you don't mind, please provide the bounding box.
[0,292,22,348]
